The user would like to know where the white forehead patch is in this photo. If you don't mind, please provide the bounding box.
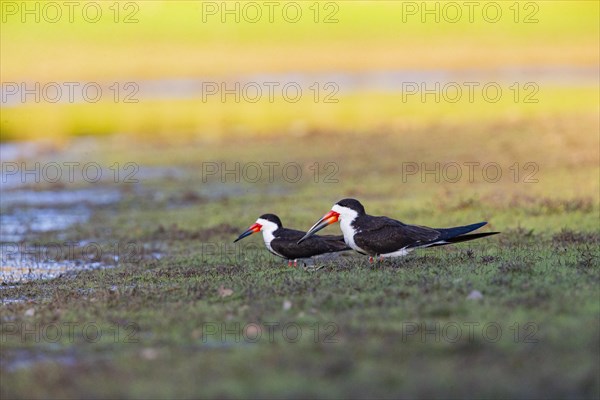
[256,218,279,253]
[331,204,358,221]
[256,218,278,233]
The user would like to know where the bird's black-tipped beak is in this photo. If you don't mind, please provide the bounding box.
[297,210,340,244]
[234,223,262,243]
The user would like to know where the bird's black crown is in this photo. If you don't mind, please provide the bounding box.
[336,198,365,214]
[258,214,283,227]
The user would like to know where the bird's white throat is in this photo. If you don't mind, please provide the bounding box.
[331,204,362,252]
[256,218,278,250]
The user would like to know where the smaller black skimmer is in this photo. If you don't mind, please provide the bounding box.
[298,198,499,263]
[234,214,350,267]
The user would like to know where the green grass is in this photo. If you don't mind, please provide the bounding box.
[1,127,599,398]
[1,228,598,398]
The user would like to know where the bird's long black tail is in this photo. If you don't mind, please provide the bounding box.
[415,222,499,248]
[426,231,500,247]
[437,222,488,240]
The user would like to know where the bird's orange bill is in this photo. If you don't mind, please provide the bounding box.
[234,223,262,243]
[297,210,339,244]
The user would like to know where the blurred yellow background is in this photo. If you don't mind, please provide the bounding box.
[1,0,598,141]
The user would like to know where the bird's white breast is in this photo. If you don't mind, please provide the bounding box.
[256,218,283,257]
[261,229,276,252]
[338,217,358,249]
[332,204,366,253]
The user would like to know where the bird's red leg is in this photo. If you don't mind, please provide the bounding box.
[288,260,293,267]
[294,260,298,268]
[369,256,374,264]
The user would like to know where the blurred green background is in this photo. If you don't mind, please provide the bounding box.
[1,0,597,222]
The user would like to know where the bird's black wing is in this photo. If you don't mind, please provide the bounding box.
[354,216,441,255]
[316,235,351,252]
[270,229,349,259]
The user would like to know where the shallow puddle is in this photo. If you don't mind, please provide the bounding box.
[0,245,104,284]
[0,347,80,372]
[1,188,122,207]
[0,188,121,283]
[1,207,91,242]
[0,139,276,285]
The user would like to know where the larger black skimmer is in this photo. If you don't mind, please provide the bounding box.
[234,214,350,267]
[298,198,499,262]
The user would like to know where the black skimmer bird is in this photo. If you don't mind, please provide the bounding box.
[298,198,499,263]
[234,214,350,267]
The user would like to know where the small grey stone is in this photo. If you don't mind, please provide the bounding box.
[467,290,483,300]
